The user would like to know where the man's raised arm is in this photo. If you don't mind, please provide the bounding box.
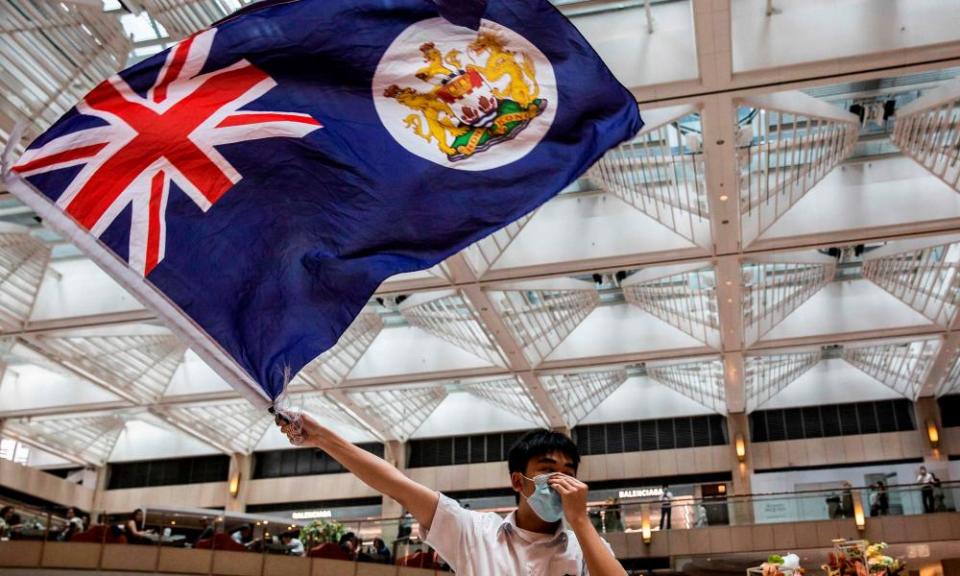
[278,413,439,529]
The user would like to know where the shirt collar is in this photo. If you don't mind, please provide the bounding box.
[498,511,568,548]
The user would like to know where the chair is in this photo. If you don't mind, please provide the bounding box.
[71,525,128,544]
[307,542,350,560]
[195,533,247,551]
[397,550,442,569]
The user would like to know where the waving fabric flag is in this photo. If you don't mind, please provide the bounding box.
[4,0,642,407]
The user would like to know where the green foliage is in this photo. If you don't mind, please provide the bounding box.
[299,519,346,547]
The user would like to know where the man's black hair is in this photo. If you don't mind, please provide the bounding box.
[507,429,580,475]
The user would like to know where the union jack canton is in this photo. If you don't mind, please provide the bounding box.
[12,28,321,276]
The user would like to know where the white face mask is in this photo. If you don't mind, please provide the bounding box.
[520,473,564,523]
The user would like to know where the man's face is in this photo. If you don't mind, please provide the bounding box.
[511,450,577,499]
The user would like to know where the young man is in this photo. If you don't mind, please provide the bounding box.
[278,414,624,576]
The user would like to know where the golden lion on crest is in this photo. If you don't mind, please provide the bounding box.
[384,31,547,162]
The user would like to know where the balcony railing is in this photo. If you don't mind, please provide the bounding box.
[1,481,957,572]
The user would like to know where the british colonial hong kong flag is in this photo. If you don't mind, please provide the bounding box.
[4,0,642,407]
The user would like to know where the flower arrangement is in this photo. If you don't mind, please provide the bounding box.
[825,540,904,576]
[750,553,805,576]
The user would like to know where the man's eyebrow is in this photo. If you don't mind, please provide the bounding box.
[537,456,558,463]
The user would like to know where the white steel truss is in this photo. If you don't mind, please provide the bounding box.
[736,91,860,245]
[744,350,822,412]
[0,0,129,147]
[154,398,272,454]
[589,104,710,246]
[892,78,960,194]
[461,377,549,427]
[137,0,255,40]
[34,332,186,404]
[539,369,627,428]
[843,339,940,401]
[938,347,960,396]
[488,279,599,365]
[294,312,384,388]
[463,213,536,275]
[4,412,125,465]
[862,239,960,327]
[742,253,837,345]
[621,263,720,348]
[346,384,447,441]
[399,290,506,366]
[35,332,185,402]
[646,358,726,413]
[0,232,49,331]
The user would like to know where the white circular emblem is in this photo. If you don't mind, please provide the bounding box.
[372,17,557,171]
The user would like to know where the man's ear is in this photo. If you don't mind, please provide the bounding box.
[510,471,524,495]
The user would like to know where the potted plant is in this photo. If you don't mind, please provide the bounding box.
[299,519,346,549]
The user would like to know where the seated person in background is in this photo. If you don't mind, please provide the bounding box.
[280,531,304,556]
[230,524,254,549]
[372,537,391,564]
[125,509,155,544]
[6,513,23,538]
[197,523,215,542]
[339,532,372,561]
[277,414,623,576]
[0,506,12,539]
[59,507,85,541]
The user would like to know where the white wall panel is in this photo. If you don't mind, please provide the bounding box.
[547,304,707,361]
[163,350,233,397]
[349,325,494,379]
[411,391,537,439]
[761,280,933,342]
[493,194,699,271]
[109,419,221,463]
[31,259,142,321]
[0,364,121,413]
[579,375,715,424]
[760,358,902,410]
[762,158,960,241]
[571,1,698,88]
[732,0,960,72]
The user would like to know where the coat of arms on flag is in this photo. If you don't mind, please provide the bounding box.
[373,18,557,171]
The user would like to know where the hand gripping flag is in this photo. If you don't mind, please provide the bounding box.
[4,0,642,408]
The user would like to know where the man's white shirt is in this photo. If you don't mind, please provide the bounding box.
[422,494,616,576]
